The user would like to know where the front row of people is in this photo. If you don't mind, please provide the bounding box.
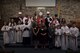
[1,19,79,51]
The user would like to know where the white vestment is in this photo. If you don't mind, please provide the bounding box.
[8,24,16,44]
[22,22,31,37]
[1,26,9,44]
[16,25,23,43]
[69,27,79,51]
[55,28,61,47]
[61,26,70,50]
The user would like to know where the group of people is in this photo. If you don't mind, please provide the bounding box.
[1,11,79,51]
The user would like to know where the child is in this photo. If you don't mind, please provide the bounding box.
[48,23,55,49]
[22,19,31,45]
[8,19,16,44]
[61,24,70,50]
[39,25,48,48]
[1,22,9,45]
[55,25,61,48]
[16,21,23,43]
[32,25,39,48]
[69,24,79,51]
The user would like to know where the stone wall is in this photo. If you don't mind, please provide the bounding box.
[0,0,57,21]
[60,0,80,21]
[0,0,80,22]
[1,0,22,21]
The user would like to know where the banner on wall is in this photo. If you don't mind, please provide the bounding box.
[26,0,56,6]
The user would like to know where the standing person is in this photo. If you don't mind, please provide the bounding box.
[55,25,61,48]
[54,14,60,23]
[52,17,60,27]
[69,24,79,51]
[61,24,69,50]
[28,16,33,45]
[18,12,23,24]
[32,17,37,28]
[39,24,48,48]
[16,21,23,44]
[61,24,70,50]
[32,25,39,48]
[22,19,31,46]
[37,12,45,27]
[48,23,55,49]
[1,22,9,46]
[45,11,52,28]
[60,18,66,25]
[8,19,16,44]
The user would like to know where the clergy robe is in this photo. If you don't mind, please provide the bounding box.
[52,19,60,26]
[61,26,70,50]
[22,22,31,45]
[55,28,61,47]
[69,27,79,51]
[45,16,52,28]
[37,16,45,27]
[1,25,9,45]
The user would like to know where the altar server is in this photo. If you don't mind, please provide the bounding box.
[16,21,23,43]
[55,25,61,48]
[69,24,79,51]
[1,22,9,45]
[8,19,16,44]
[61,24,70,50]
[22,18,31,45]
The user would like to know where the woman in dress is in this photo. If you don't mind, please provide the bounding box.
[32,25,39,48]
[39,24,48,48]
